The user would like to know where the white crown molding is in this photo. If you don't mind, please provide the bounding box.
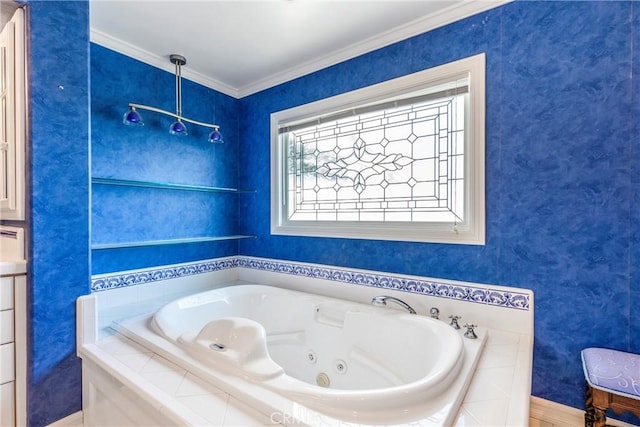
[237,0,511,97]
[90,1,511,99]
[90,29,240,98]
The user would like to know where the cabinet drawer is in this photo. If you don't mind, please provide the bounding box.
[0,310,13,344]
[0,277,13,310]
[0,343,14,384]
[0,278,13,311]
[0,381,14,427]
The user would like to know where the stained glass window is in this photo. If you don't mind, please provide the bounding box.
[271,54,485,245]
[284,91,466,223]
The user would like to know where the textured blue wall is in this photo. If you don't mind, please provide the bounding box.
[21,1,640,424]
[632,3,640,358]
[238,1,639,415]
[26,1,90,426]
[90,44,241,274]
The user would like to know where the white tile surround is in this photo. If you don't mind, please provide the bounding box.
[78,256,534,426]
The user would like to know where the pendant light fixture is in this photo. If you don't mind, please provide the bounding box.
[122,54,223,143]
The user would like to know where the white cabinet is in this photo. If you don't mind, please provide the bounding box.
[0,225,25,426]
[0,8,25,220]
[0,277,15,426]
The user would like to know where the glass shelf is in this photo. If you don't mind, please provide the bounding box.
[92,177,255,193]
[92,235,255,250]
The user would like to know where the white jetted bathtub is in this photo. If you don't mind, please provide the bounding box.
[113,284,487,425]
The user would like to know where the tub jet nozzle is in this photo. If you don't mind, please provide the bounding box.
[210,342,226,351]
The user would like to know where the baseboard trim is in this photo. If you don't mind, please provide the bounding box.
[46,411,83,427]
[530,396,636,427]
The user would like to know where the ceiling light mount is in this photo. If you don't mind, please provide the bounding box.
[123,54,223,143]
[169,54,186,67]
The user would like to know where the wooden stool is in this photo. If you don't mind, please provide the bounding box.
[581,348,640,426]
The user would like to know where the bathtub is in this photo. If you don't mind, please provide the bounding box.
[113,284,487,425]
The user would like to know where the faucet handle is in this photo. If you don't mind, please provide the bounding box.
[429,307,439,319]
[449,315,461,329]
[463,323,478,339]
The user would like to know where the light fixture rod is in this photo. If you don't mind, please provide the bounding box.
[128,103,220,130]
[171,54,185,117]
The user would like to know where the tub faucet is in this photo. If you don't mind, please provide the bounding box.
[449,315,462,329]
[464,323,478,339]
[371,295,416,314]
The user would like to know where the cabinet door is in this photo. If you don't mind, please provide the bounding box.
[0,8,25,220]
[0,381,14,426]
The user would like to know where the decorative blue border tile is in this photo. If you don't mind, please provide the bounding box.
[91,256,530,311]
[235,257,530,311]
[90,258,237,292]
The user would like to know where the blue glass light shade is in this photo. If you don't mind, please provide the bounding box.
[122,107,144,126]
[208,128,223,144]
[169,119,188,136]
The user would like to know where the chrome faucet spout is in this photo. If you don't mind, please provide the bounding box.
[371,295,417,314]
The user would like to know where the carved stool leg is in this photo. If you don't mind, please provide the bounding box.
[585,384,607,427]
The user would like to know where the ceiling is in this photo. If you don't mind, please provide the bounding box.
[90,1,508,98]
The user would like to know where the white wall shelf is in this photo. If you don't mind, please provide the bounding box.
[91,235,255,250]
[92,177,255,194]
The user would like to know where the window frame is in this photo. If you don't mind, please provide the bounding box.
[270,53,485,245]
